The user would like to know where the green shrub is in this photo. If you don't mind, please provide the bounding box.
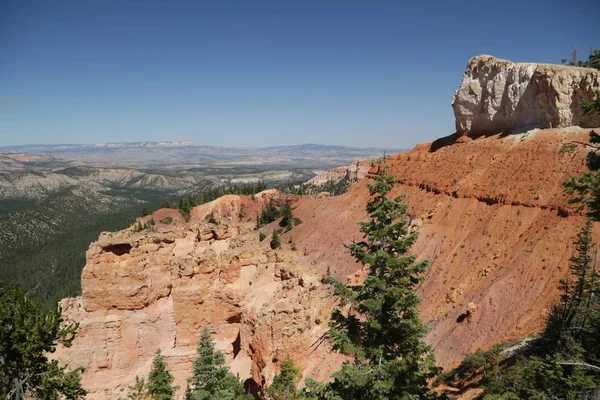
[206,212,217,224]
[559,143,577,154]
[454,345,503,381]
[259,201,280,227]
[270,230,281,249]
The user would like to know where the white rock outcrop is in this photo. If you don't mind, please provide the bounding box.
[452,55,600,136]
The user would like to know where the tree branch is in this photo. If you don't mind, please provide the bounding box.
[557,362,600,371]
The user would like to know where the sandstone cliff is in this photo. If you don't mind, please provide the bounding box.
[57,127,600,399]
[452,55,600,136]
[56,197,346,399]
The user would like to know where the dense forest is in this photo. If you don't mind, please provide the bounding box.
[0,179,288,307]
[0,188,169,307]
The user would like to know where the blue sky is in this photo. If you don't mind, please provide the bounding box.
[1,0,598,148]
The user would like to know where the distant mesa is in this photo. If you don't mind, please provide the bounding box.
[452,54,600,137]
[93,141,199,148]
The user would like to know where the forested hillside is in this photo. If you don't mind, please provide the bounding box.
[0,164,323,307]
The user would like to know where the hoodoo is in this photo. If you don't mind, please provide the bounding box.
[452,55,600,136]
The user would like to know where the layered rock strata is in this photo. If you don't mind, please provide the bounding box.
[57,127,600,398]
[452,55,600,136]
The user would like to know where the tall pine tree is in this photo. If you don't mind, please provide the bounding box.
[279,203,294,231]
[186,327,250,400]
[270,230,281,250]
[267,356,301,400]
[324,164,439,400]
[542,219,599,357]
[147,350,177,400]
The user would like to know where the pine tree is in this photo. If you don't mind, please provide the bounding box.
[147,350,178,400]
[483,221,600,398]
[259,201,281,227]
[279,203,293,230]
[324,164,439,399]
[186,327,250,400]
[0,283,86,400]
[270,230,281,250]
[583,90,600,117]
[564,90,600,219]
[543,220,597,351]
[267,357,301,400]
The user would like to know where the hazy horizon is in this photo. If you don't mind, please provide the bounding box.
[0,140,405,150]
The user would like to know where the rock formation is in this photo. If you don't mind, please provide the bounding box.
[303,158,374,188]
[55,56,600,398]
[57,127,600,398]
[56,196,346,399]
[452,55,600,136]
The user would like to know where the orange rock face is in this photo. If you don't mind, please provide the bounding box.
[56,196,345,399]
[57,127,599,398]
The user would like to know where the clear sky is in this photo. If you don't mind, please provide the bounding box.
[1,0,598,148]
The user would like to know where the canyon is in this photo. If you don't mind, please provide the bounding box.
[54,56,600,398]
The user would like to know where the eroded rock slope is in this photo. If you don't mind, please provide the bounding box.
[57,127,600,398]
[56,57,600,398]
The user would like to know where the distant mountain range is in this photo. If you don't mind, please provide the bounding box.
[0,141,401,151]
[0,142,403,169]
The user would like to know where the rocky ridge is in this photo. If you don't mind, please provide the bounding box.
[303,158,374,187]
[57,127,599,398]
[453,55,600,136]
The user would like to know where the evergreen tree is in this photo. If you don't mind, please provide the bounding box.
[270,230,281,250]
[0,283,86,399]
[147,350,178,400]
[186,327,250,400]
[256,180,267,193]
[583,90,600,117]
[542,219,599,358]
[267,357,301,400]
[564,90,600,219]
[482,222,600,398]
[279,203,293,230]
[259,201,281,227]
[323,164,439,400]
[562,48,600,70]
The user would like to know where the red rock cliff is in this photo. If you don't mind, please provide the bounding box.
[56,126,599,398]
